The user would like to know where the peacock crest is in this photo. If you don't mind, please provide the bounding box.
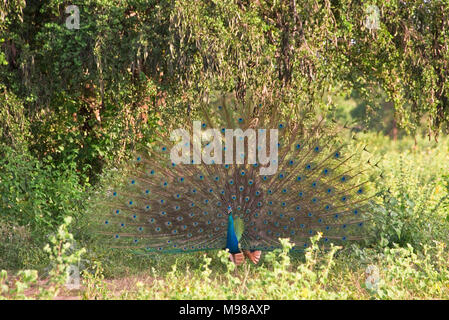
[98,96,380,263]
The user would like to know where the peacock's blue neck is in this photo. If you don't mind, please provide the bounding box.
[226,213,240,254]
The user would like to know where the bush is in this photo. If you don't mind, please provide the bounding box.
[362,134,449,249]
[0,144,87,239]
[0,222,46,270]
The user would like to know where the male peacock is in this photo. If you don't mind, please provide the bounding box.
[99,97,379,265]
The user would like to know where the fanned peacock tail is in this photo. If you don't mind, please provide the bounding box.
[97,96,380,257]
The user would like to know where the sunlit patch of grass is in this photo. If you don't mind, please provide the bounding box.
[77,234,449,300]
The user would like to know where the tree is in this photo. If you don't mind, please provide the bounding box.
[1,0,448,181]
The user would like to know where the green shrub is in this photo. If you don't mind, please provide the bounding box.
[0,222,47,270]
[0,145,87,239]
[359,134,449,249]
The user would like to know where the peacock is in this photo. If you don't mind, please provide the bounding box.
[98,96,379,265]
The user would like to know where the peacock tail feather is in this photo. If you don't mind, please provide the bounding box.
[97,96,381,255]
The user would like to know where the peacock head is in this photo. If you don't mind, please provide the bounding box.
[227,205,232,215]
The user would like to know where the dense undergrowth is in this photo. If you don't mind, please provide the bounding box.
[1,132,448,299]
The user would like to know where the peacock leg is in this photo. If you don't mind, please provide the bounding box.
[229,252,245,266]
[243,250,261,264]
